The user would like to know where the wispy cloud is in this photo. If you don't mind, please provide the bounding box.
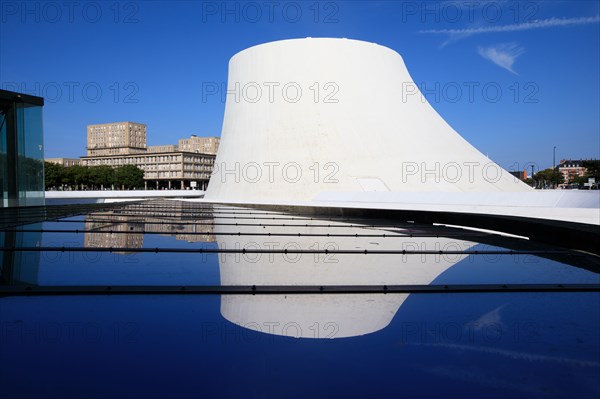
[468,304,506,330]
[478,43,525,74]
[421,15,600,44]
[411,342,600,368]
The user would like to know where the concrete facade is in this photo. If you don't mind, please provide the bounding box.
[206,38,531,203]
[87,122,147,156]
[178,135,220,155]
[81,151,215,190]
[45,157,81,167]
[557,159,587,183]
[78,123,220,189]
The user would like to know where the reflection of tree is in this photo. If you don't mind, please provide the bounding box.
[0,153,44,192]
[0,226,42,286]
[20,156,44,191]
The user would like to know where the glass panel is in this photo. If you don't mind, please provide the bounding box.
[0,109,7,206]
[0,225,41,285]
[0,97,44,208]
[0,200,597,288]
[16,104,44,206]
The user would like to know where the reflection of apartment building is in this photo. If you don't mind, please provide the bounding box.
[120,201,216,242]
[84,218,144,252]
[45,157,81,167]
[145,217,215,242]
[557,159,586,183]
[83,201,215,248]
[79,122,220,190]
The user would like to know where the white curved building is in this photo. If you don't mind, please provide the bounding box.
[206,38,531,203]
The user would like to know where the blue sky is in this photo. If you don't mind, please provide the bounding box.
[1,0,599,171]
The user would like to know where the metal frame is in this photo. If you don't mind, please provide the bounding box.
[1,284,598,297]
[1,199,599,295]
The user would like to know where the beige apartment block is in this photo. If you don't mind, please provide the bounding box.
[67,122,220,189]
[84,201,216,247]
[178,135,220,155]
[45,157,81,167]
[81,151,215,190]
[147,145,177,153]
[87,122,147,156]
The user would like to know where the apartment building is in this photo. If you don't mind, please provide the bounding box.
[45,157,81,167]
[178,135,220,155]
[81,123,219,190]
[557,159,587,183]
[82,151,215,190]
[147,145,177,153]
[87,122,147,156]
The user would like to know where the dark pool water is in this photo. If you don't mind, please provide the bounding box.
[1,199,598,398]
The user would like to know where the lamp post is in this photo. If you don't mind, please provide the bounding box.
[531,164,535,188]
[553,146,557,188]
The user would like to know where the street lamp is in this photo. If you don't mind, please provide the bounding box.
[553,146,557,188]
[531,164,535,188]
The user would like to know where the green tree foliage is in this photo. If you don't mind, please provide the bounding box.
[44,163,145,190]
[69,165,90,189]
[582,160,600,180]
[44,162,64,189]
[571,175,589,185]
[114,165,144,189]
[90,165,115,189]
[533,168,564,187]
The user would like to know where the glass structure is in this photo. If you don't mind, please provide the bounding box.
[0,89,45,208]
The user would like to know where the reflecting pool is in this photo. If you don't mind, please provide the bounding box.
[1,199,599,398]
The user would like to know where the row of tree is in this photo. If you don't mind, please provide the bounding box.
[526,168,564,188]
[526,160,600,188]
[45,162,145,190]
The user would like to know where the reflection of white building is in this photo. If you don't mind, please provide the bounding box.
[217,212,474,339]
[206,38,530,203]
